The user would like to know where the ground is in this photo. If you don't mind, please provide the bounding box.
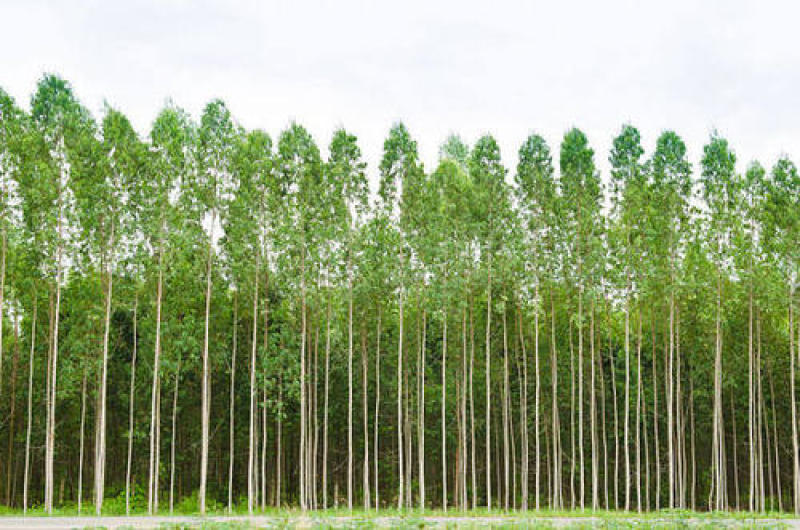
[0,510,796,529]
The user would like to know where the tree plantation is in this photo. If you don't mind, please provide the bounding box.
[1,74,800,516]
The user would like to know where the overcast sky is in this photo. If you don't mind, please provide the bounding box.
[3,0,800,185]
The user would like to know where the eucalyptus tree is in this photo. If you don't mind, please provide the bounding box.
[146,104,194,513]
[71,106,142,513]
[700,132,739,511]
[326,128,368,509]
[275,122,324,509]
[561,128,602,509]
[439,134,477,510]
[0,89,23,405]
[737,161,766,512]
[378,122,423,508]
[468,134,508,508]
[763,156,800,512]
[195,99,240,513]
[10,100,50,513]
[222,128,272,512]
[649,131,692,509]
[29,75,93,512]
[608,125,646,510]
[515,133,557,510]
[430,154,473,509]
[0,88,23,509]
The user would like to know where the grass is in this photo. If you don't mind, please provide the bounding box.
[0,505,794,529]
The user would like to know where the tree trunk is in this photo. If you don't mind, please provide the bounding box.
[77,369,87,514]
[168,358,180,514]
[550,293,561,509]
[624,298,630,511]
[95,227,115,515]
[126,297,138,515]
[590,302,598,510]
[485,253,492,509]
[347,260,354,510]
[443,306,448,510]
[228,292,238,512]
[518,305,529,511]
[44,180,65,514]
[199,208,216,514]
[397,281,405,509]
[534,292,540,511]
[469,299,477,510]
[323,291,331,509]
[502,308,509,510]
[23,290,37,514]
[248,267,259,513]
[373,307,382,509]
[149,233,164,514]
[362,321,370,509]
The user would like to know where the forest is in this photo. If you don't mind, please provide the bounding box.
[0,74,798,517]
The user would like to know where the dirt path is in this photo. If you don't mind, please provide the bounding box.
[0,514,795,528]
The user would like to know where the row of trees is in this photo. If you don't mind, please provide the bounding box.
[0,75,798,515]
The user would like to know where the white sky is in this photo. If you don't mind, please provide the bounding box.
[3,0,800,186]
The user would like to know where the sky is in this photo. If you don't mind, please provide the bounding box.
[3,0,800,187]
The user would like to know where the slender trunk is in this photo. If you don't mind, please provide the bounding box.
[228,293,237,512]
[373,308,382,509]
[149,233,164,514]
[653,314,660,511]
[711,268,726,510]
[502,308,509,510]
[769,367,782,512]
[791,285,799,514]
[323,291,331,509]
[636,314,642,512]
[569,321,575,508]
[730,387,739,509]
[362,320,371,509]
[44,169,65,514]
[77,369,87,513]
[168,358,180,514]
[598,313,609,509]
[578,290,584,510]
[485,253,492,509]
[551,292,561,509]
[262,267,270,510]
[443,305,448,510]
[95,227,114,514]
[276,380,283,507]
[469,298,477,510]
[397,279,405,509]
[624,298,630,511]
[299,248,308,509]
[125,297,138,515]
[590,303,598,510]
[347,263,354,510]
[417,306,425,508]
[23,290,37,514]
[518,305,529,511]
[534,291,540,510]
[199,208,216,514]
[248,267,259,513]
[4,313,19,506]
[261,386,267,509]
[461,307,469,510]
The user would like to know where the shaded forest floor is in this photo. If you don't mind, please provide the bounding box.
[0,509,797,529]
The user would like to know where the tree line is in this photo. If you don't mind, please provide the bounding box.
[0,74,798,515]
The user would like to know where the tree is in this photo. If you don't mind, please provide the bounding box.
[468,134,508,508]
[29,75,93,513]
[562,128,602,509]
[700,132,739,511]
